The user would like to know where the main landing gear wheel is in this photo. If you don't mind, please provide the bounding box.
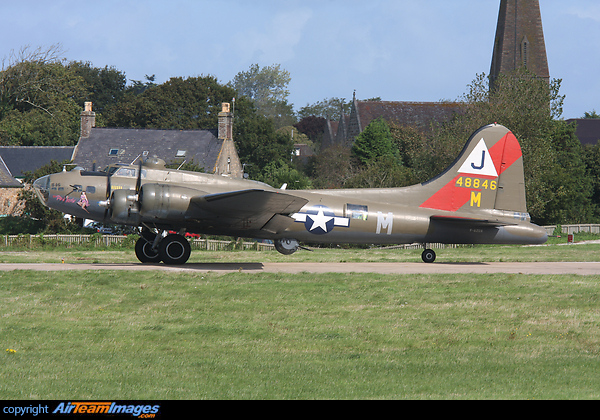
[421,248,436,263]
[274,238,300,255]
[135,236,161,263]
[159,234,191,265]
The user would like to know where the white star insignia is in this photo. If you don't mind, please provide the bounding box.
[307,209,333,231]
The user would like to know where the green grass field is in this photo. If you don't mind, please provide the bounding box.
[1,241,600,399]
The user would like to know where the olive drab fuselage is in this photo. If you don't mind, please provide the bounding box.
[33,124,548,264]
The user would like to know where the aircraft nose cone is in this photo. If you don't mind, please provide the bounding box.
[33,175,50,205]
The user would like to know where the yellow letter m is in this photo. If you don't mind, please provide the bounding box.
[470,191,482,207]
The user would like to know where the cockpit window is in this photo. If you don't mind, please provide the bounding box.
[113,167,146,178]
[107,166,119,176]
[115,167,136,177]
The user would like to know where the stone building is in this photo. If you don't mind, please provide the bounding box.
[490,0,550,89]
[73,102,243,178]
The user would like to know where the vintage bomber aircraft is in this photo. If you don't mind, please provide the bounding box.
[33,123,547,264]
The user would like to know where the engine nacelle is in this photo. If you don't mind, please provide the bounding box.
[109,189,141,225]
[140,184,197,221]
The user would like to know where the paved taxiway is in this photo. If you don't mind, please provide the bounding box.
[2,262,600,275]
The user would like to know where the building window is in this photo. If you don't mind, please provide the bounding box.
[109,148,119,156]
[521,36,530,68]
[176,150,186,158]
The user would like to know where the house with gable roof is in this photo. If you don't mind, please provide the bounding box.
[72,102,243,177]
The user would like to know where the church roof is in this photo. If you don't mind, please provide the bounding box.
[354,101,464,131]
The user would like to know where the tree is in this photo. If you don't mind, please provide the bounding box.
[68,61,127,113]
[231,64,296,128]
[309,145,353,189]
[351,117,399,166]
[232,63,290,104]
[0,45,71,118]
[583,110,600,119]
[255,159,312,190]
[232,99,294,179]
[542,120,593,223]
[298,97,351,120]
[294,116,326,152]
[127,74,157,96]
[345,155,414,189]
[583,143,600,221]
[0,45,85,146]
[103,75,237,129]
[0,46,129,146]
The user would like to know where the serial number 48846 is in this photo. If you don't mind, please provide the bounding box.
[455,177,497,190]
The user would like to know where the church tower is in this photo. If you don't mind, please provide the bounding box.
[490,0,549,89]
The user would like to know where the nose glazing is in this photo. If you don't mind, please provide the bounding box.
[33,175,50,205]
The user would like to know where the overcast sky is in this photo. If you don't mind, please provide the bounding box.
[2,0,599,119]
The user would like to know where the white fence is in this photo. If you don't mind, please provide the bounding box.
[0,233,463,251]
[543,224,600,235]
[1,234,129,247]
[0,234,276,251]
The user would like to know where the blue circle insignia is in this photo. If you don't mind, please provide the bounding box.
[303,205,336,235]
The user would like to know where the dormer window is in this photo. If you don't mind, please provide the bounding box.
[109,148,119,156]
[176,150,187,158]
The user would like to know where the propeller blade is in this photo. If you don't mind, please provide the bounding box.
[136,160,142,193]
[103,168,111,220]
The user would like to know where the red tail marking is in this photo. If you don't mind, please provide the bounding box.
[420,131,522,212]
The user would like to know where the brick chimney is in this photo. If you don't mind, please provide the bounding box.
[218,102,233,140]
[80,102,96,138]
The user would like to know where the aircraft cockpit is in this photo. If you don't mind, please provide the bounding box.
[112,166,147,180]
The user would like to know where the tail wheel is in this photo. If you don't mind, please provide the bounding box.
[159,234,191,265]
[135,237,161,263]
[421,249,436,263]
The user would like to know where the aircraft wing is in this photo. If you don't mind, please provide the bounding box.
[430,215,518,227]
[190,189,309,234]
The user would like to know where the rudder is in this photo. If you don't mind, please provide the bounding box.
[419,124,527,214]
